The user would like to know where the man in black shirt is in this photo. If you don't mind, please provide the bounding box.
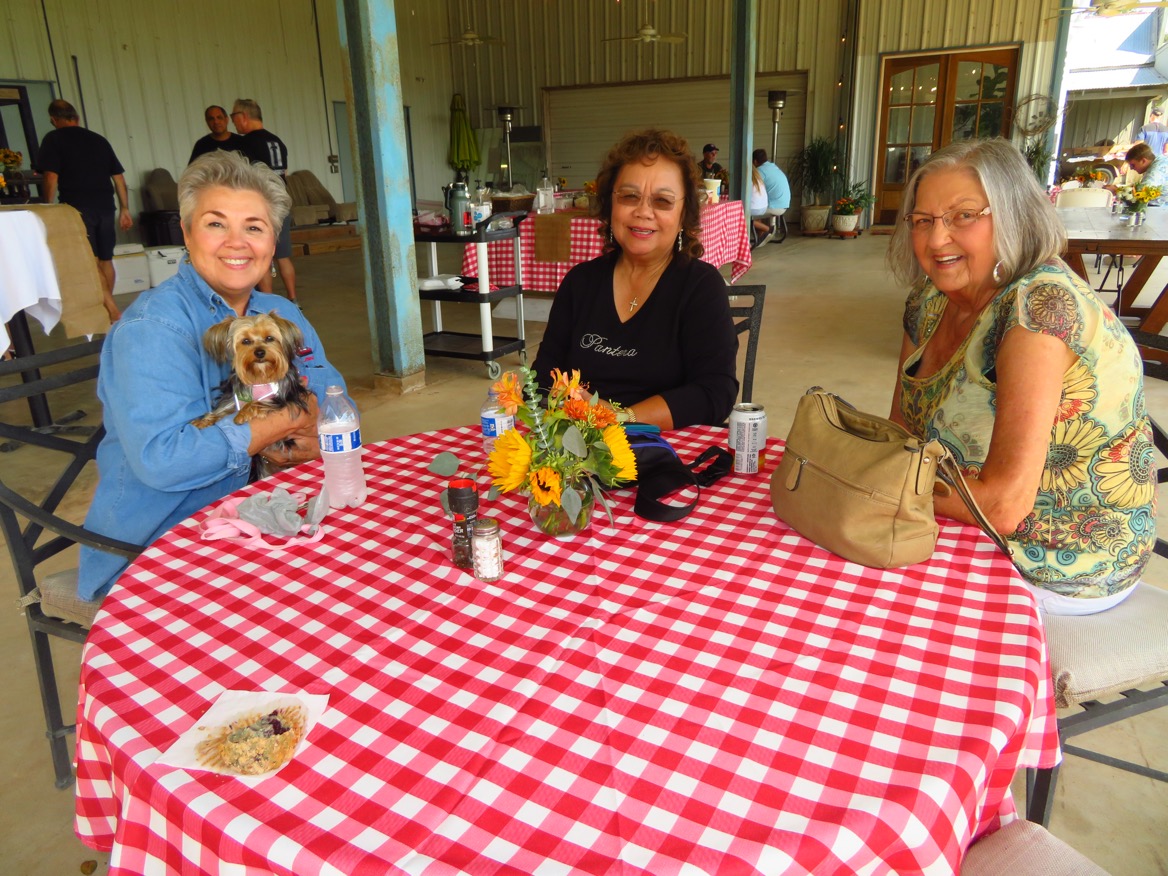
[698,143,724,179]
[189,105,245,164]
[231,98,297,302]
[37,99,132,322]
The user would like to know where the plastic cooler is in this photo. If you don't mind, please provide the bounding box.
[146,246,186,287]
[112,243,150,295]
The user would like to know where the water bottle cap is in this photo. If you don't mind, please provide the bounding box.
[326,385,344,395]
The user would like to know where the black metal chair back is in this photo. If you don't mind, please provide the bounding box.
[727,284,766,405]
[0,338,142,788]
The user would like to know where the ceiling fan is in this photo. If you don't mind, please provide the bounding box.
[432,27,504,48]
[1057,0,1168,16]
[603,23,687,45]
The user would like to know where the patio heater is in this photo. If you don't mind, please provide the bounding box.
[768,91,787,163]
[497,105,516,190]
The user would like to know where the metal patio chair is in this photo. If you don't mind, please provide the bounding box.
[727,284,766,405]
[0,339,142,787]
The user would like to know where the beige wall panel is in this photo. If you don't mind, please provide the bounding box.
[0,0,56,81]
[545,73,808,194]
[1062,97,1144,153]
[1,0,344,226]
[851,0,1061,195]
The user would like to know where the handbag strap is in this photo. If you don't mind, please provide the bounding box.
[937,454,1013,557]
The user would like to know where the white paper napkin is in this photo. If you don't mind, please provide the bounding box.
[155,690,329,780]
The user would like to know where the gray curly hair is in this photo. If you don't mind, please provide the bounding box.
[178,150,291,231]
[887,138,1066,288]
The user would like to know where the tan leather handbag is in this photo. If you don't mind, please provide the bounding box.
[770,388,1009,569]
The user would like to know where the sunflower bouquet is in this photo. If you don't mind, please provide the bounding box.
[0,148,21,170]
[1116,183,1161,214]
[488,366,636,536]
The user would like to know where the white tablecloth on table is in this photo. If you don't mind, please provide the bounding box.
[0,210,61,350]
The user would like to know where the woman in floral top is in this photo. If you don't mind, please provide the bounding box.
[887,139,1155,615]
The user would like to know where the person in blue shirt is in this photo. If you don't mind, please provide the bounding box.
[1115,142,1168,206]
[1137,107,1168,157]
[78,151,347,602]
[751,149,791,243]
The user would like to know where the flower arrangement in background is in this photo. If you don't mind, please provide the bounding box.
[1115,183,1161,214]
[489,366,636,533]
[833,181,877,216]
[0,148,22,171]
[1069,166,1106,186]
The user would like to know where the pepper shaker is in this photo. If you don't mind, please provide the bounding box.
[472,517,504,582]
[448,478,478,569]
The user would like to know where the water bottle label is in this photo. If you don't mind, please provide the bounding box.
[320,428,361,453]
[481,413,515,439]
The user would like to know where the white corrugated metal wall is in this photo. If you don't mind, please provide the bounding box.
[2,0,1067,240]
[1,0,346,231]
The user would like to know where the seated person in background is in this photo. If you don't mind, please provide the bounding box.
[749,165,769,237]
[532,128,738,430]
[78,151,347,602]
[752,148,791,241]
[1112,141,1168,205]
[888,139,1154,616]
[698,143,724,179]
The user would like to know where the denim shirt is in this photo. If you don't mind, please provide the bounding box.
[78,261,346,600]
[1141,156,1168,206]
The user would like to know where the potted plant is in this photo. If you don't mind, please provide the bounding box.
[788,136,844,234]
[831,181,877,236]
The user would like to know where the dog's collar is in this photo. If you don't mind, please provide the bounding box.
[234,382,282,410]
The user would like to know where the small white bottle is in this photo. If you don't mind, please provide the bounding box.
[318,385,368,509]
[472,518,504,582]
[536,171,555,214]
[480,388,515,454]
[471,180,492,227]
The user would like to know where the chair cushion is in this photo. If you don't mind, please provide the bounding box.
[37,568,100,628]
[962,820,1109,875]
[1045,583,1168,708]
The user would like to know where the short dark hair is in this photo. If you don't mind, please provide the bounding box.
[752,148,768,165]
[204,105,227,119]
[1127,142,1155,164]
[48,99,78,122]
[593,129,704,259]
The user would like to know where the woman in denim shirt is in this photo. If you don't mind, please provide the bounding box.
[78,152,346,601]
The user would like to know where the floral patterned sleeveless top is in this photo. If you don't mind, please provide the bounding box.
[899,259,1156,598]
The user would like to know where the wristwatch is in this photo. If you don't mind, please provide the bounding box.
[618,406,638,424]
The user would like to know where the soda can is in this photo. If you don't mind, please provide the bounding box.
[728,403,767,474]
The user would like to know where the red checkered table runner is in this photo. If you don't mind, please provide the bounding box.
[462,200,754,291]
[75,425,1059,875]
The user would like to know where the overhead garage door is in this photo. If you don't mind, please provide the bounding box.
[544,72,808,199]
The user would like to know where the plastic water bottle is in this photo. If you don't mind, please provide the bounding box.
[536,171,555,214]
[318,385,367,509]
[480,389,515,454]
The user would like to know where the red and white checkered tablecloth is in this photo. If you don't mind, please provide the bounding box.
[75,425,1059,875]
[462,200,754,291]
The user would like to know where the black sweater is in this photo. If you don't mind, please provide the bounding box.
[532,251,738,428]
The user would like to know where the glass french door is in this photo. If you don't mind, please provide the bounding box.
[875,47,1019,225]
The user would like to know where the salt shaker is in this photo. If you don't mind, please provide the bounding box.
[448,478,478,569]
[472,517,504,582]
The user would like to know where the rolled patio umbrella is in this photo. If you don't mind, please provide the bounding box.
[448,93,480,180]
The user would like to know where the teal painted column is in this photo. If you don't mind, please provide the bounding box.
[337,0,425,386]
[729,0,758,208]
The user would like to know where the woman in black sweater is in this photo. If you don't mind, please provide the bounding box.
[532,129,739,429]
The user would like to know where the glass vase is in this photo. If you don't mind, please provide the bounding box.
[527,480,594,539]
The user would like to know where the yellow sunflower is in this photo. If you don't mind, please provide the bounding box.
[528,467,562,506]
[1055,359,1096,424]
[602,424,637,482]
[1091,429,1156,509]
[487,428,532,492]
[1041,416,1107,496]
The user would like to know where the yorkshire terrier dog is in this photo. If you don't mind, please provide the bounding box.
[192,312,312,429]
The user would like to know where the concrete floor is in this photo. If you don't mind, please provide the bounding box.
[2,232,1166,875]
